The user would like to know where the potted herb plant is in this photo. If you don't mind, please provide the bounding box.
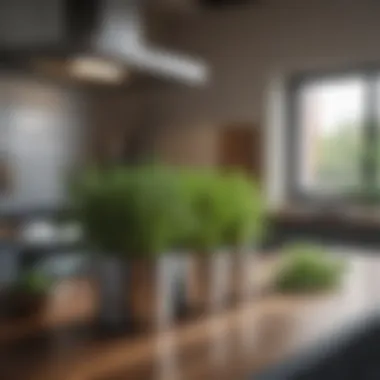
[182,170,233,313]
[223,172,266,303]
[77,164,194,332]
[2,269,52,319]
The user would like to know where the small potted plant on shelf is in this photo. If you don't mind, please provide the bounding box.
[76,164,194,332]
[2,269,52,319]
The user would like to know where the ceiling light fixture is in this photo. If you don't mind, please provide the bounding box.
[69,57,126,83]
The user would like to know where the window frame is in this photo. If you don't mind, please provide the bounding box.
[287,65,380,207]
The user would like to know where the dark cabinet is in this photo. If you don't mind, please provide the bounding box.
[0,0,63,49]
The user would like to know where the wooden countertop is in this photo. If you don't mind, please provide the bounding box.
[1,253,380,380]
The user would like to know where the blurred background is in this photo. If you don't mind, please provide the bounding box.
[1,1,380,379]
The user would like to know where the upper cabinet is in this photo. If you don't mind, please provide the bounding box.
[0,0,63,49]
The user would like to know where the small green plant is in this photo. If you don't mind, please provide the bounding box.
[274,243,345,293]
[11,270,52,295]
[177,170,232,253]
[75,164,194,257]
[75,166,267,256]
[222,172,266,248]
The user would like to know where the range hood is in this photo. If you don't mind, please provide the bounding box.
[95,0,208,84]
[0,0,209,86]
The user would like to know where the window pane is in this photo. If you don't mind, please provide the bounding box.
[297,77,365,196]
[376,77,380,186]
[0,78,82,209]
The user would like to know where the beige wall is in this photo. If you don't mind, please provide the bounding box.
[155,124,219,167]
[155,0,380,124]
[85,88,164,163]
[150,0,380,206]
[88,0,380,205]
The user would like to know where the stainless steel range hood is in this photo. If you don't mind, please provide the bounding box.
[0,0,209,86]
[94,0,209,85]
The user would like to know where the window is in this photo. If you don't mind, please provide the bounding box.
[0,77,82,209]
[289,70,380,203]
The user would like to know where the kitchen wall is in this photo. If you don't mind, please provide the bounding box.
[86,90,145,163]
[155,123,219,167]
[6,0,377,208]
[150,0,380,207]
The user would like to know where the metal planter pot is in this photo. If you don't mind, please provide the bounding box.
[189,250,231,314]
[97,253,190,332]
[97,256,128,332]
[229,247,256,304]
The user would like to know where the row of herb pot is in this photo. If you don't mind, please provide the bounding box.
[0,248,256,328]
[97,248,256,333]
[74,164,265,333]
